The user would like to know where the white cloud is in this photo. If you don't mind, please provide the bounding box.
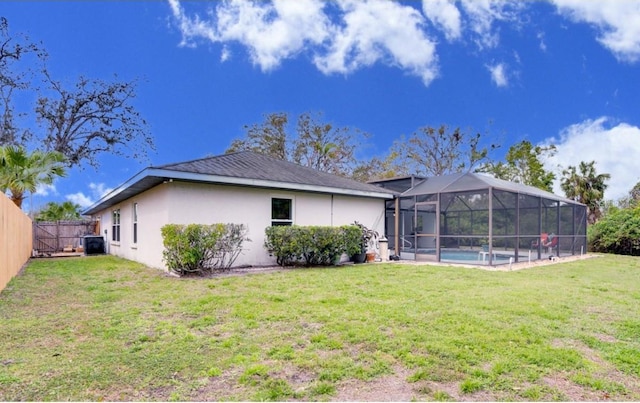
[167,0,640,86]
[169,0,331,71]
[35,183,57,197]
[314,0,438,85]
[551,0,640,62]
[89,182,114,199]
[64,182,114,209]
[167,0,217,46]
[459,0,524,49]
[168,0,438,85]
[544,117,640,201]
[216,0,332,71]
[537,31,547,52]
[220,45,232,62]
[421,0,461,41]
[487,62,508,87]
[421,0,523,48]
[66,192,94,208]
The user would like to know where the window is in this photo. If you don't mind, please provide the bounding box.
[132,203,138,244]
[112,209,120,242]
[271,198,292,226]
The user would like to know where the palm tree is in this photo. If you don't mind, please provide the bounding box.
[0,145,67,209]
[36,201,82,221]
[560,160,610,224]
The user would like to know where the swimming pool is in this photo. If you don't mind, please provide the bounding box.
[405,248,520,264]
[442,250,513,264]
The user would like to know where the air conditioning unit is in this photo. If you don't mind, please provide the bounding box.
[83,235,105,255]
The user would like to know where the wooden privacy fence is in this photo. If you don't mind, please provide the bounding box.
[33,220,98,254]
[1,193,33,293]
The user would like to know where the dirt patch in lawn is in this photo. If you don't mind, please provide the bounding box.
[333,365,422,401]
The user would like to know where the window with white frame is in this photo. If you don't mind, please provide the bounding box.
[112,209,120,242]
[271,198,293,226]
[132,203,138,244]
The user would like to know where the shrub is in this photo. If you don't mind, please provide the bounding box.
[303,226,344,266]
[342,225,362,256]
[264,225,359,267]
[588,206,640,256]
[161,223,250,275]
[264,226,302,266]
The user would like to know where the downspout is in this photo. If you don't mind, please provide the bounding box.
[331,194,334,226]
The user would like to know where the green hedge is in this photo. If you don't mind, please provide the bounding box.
[588,206,640,256]
[161,223,250,275]
[264,225,361,267]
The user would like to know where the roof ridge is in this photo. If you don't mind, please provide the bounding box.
[154,150,252,169]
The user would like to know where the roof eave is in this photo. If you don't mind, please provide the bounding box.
[83,168,395,216]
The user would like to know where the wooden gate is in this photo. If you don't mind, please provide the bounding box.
[33,220,97,254]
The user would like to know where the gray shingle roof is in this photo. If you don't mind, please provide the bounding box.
[83,151,395,215]
[155,151,396,195]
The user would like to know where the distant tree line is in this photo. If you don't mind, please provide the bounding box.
[226,111,612,212]
[227,111,640,256]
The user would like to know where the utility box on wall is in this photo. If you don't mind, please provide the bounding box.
[83,235,105,255]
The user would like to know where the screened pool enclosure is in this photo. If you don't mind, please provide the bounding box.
[377,173,587,266]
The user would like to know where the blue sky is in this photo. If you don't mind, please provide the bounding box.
[3,0,640,213]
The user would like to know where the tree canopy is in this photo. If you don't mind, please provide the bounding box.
[0,145,66,208]
[588,204,640,256]
[478,140,556,192]
[227,117,499,183]
[0,17,154,169]
[392,125,496,177]
[226,111,366,177]
[227,112,288,160]
[35,200,83,221]
[561,160,610,224]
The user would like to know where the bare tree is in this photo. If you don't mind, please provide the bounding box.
[226,111,366,177]
[292,111,364,176]
[0,17,154,169]
[226,112,289,160]
[0,17,44,146]
[351,151,409,183]
[36,71,154,168]
[394,125,496,176]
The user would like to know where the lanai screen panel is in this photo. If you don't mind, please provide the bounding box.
[440,190,489,250]
[440,191,487,235]
[518,194,541,255]
[492,190,518,254]
[390,172,588,265]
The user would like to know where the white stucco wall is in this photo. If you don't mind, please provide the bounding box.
[98,184,169,269]
[95,181,388,270]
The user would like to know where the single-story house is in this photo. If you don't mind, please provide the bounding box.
[83,151,396,270]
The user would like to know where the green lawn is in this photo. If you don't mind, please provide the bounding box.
[1,255,639,401]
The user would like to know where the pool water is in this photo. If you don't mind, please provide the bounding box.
[410,249,519,264]
[442,250,513,263]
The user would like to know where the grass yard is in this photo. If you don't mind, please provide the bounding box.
[1,255,639,401]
